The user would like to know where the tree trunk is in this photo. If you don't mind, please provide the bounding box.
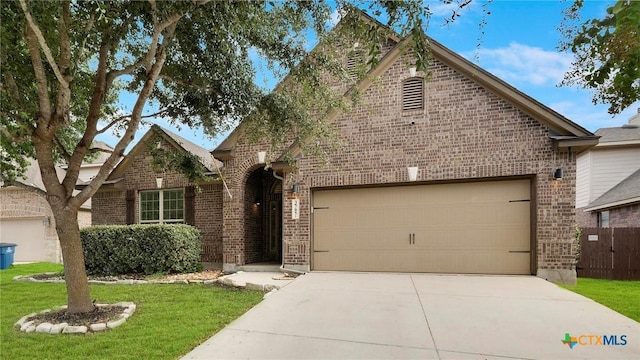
[55,210,94,313]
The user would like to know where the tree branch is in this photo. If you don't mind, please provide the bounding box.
[54,135,72,162]
[106,12,183,80]
[53,0,73,126]
[0,125,31,143]
[71,15,181,209]
[18,0,69,88]
[23,19,52,123]
[97,109,170,134]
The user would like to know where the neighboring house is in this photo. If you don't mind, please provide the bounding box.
[91,15,598,284]
[0,142,114,263]
[576,109,640,228]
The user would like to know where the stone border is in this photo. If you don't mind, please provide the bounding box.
[13,273,219,285]
[14,302,136,335]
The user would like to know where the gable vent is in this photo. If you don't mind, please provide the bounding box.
[402,77,424,111]
[346,51,364,79]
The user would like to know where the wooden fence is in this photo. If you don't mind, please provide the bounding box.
[577,228,640,280]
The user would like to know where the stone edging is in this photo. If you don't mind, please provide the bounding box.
[13,273,218,285]
[14,302,136,335]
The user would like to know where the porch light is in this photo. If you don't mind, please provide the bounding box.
[292,183,300,194]
[409,67,417,77]
[254,196,262,206]
[156,177,163,188]
[553,168,563,180]
[407,166,418,182]
[258,151,267,164]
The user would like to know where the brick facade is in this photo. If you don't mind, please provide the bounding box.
[92,31,587,284]
[219,50,578,283]
[577,204,640,228]
[92,136,224,265]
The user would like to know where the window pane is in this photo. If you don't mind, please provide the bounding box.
[599,211,610,228]
[140,191,159,222]
[163,189,184,221]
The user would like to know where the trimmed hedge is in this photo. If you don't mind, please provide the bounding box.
[81,224,202,276]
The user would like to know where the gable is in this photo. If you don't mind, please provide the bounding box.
[108,125,221,182]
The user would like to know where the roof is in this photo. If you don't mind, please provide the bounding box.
[107,125,221,181]
[214,11,597,160]
[585,168,640,211]
[594,126,640,144]
[14,159,66,192]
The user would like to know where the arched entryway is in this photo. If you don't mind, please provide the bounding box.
[244,167,282,264]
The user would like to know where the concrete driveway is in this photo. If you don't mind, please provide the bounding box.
[182,272,639,359]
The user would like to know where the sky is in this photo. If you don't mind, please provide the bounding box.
[96,0,640,151]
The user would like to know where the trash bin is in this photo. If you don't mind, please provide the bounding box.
[0,243,17,270]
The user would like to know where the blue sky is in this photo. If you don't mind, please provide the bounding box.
[96,0,639,151]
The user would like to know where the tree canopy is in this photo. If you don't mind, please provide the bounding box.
[560,0,640,115]
[0,0,439,313]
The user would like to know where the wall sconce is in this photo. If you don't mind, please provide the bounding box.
[407,166,418,182]
[42,216,51,227]
[292,183,300,194]
[156,177,163,188]
[553,168,563,180]
[254,196,261,206]
[409,67,417,77]
[257,151,266,164]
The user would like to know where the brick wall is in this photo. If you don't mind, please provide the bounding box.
[295,52,575,272]
[221,49,577,275]
[92,135,224,263]
[0,188,61,263]
[611,204,640,227]
[576,204,640,228]
[576,206,597,228]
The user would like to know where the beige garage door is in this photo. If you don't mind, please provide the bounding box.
[313,179,531,274]
[0,218,47,262]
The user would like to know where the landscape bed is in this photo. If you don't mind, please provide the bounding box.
[0,263,263,359]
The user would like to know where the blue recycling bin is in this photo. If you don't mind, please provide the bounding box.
[0,243,17,270]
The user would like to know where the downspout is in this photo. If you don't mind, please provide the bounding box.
[272,170,306,275]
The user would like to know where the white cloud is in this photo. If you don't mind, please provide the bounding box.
[548,99,640,131]
[465,42,573,86]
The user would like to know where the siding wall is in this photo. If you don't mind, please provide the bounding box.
[575,152,591,208]
[589,147,640,202]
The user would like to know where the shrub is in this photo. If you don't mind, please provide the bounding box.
[81,224,201,276]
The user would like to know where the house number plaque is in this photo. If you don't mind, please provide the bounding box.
[292,199,300,220]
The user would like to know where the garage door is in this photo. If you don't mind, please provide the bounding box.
[0,218,48,262]
[312,179,531,274]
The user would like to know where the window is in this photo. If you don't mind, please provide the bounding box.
[597,210,609,228]
[140,189,184,224]
[402,77,424,111]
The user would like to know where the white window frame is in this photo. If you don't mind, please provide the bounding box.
[139,188,184,224]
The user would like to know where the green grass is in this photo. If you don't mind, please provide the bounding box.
[560,278,640,322]
[1,263,263,359]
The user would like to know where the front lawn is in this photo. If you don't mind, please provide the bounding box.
[0,263,263,359]
[560,278,640,322]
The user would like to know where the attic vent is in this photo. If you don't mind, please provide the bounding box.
[402,77,424,111]
[346,50,364,79]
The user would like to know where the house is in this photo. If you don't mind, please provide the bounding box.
[576,109,640,228]
[0,142,113,263]
[91,16,598,284]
